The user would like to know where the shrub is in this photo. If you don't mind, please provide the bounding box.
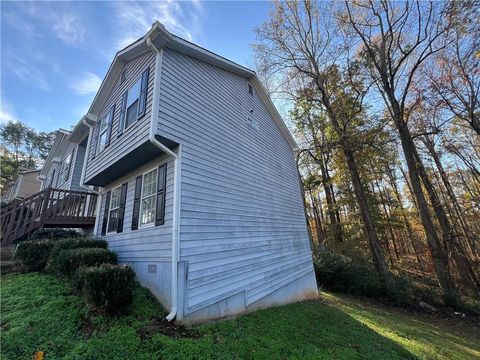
[28,228,85,240]
[50,238,108,254]
[79,264,136,313]
[49,248,117,277]
[14,239,55,272]
[314,250,385,297]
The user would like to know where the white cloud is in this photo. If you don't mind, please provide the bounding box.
[72,72,102,95]
[112,1,204,52]
[52,14,86,46]
[4,50,50,91]
[3,2,86,46]
[0,102,20,124]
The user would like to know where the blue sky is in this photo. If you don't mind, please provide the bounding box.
[1,1,272,132]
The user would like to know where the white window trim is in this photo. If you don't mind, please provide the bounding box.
[106,185,122,234]
[124,77,142,132]
[247,82,254,96]
[60,153,72,184]
[97,114,109,154]
[139,166,158,229]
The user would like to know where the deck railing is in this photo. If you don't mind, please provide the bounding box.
[1,188,97,245]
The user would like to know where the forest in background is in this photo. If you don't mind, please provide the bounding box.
[1,0,478,310]
[254,0,479,308]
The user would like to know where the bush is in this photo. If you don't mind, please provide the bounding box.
[28,228,85,240]
[314,250,425,306]
[49,248,117,277]
[51,238,108,254]
[79,264,136,313]
[14,239,55,272]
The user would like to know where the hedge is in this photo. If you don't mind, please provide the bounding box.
[50,238,108,254]
[14,239,55,272]
[78,264,136,313]
[49,248,117,277]
[28,228,85,240]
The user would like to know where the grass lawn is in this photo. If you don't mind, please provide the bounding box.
[1,273,479,360]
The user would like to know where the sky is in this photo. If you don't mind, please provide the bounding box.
[0,1,272,133]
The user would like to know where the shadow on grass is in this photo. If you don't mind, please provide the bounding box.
[0,273,420,359]
[190,300,418,360]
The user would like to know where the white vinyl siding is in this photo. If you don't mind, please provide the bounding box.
[84,50,155,183]
[157,48,315,315]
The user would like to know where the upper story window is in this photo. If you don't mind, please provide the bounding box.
[248,83,254,96]
[125,79,141,130]
[97,114,110,152]
[107,186,122,233]
[118,67,149,136]
[140,168,157,226]
[60,151,72,183]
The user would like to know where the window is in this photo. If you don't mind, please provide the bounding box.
[125,78,141,130]
[48,169,55,187]
[140,168,158,226]
[120,68,126,84]
[248,83,254,96]
[97,114,109,152]
[107,186,122,233]
[60,152,72,183]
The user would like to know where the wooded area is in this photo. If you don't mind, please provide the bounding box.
[254,0,479,306]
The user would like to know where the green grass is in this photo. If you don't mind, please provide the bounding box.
[1,273,479,360]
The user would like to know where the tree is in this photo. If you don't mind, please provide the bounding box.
[342,0,463,303]
[0,121,54,191]
[254,1,390,280]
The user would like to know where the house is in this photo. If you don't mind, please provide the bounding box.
[38,126,90,194]
[78,22,317,323]
[1,168,41,204]
[1,127,97,245]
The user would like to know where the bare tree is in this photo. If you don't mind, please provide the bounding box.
[254,1,390,279]
[343,0,460,302]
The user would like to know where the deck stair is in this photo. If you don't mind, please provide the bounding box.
[1,188,98,246]
[1,244,18,274]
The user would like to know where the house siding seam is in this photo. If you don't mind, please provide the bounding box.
[157,48,315,315]
[84,50,156,182]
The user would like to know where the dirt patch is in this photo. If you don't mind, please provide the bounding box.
[138,317,199,340]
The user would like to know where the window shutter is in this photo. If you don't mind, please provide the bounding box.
[117,182,128,233]
[131,175,142,230]
[118,91,128,137]
[92,121,100,158]
[155,163,167,226]
[101,191,111,236]
[137,67,150,119]
[105,105,115,146]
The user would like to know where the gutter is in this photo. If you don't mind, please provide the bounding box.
[147,36,181,322]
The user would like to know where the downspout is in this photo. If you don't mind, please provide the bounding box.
[147,36,181,322]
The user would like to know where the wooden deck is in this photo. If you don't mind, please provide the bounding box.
[1,188,98,245]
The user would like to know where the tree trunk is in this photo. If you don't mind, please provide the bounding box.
[387,166,425,272]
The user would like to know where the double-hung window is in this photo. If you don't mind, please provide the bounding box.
[140,168,157,226]
[125,79,141,130]
[107,186,122,233]
[97,114,109,152]
[60,152,72,183]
